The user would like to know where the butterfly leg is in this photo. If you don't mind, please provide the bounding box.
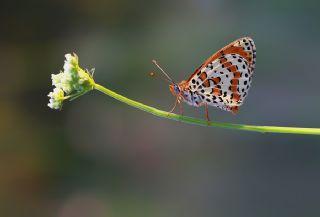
[179,102,184,116]
[204,103,211,125]
[168,98,178,114]
[197,102,211,125]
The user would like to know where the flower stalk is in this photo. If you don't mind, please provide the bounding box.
[93,83,320,135]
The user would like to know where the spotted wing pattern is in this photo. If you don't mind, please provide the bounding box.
[185,37,256,113]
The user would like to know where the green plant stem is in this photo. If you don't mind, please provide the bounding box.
[93,83,320,135]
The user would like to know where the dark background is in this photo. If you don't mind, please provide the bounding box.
[1,0,320,216]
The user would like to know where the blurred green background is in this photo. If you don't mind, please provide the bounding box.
[1,0,320,216]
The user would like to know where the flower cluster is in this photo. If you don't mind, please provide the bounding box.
[48,53,95,109]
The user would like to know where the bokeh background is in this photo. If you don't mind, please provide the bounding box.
[1,0,320,216]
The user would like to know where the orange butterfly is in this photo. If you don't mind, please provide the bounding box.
[153,37,256,121]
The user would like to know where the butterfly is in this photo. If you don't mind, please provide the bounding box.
[152,37,256,121]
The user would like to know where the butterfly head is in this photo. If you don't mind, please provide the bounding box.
[169,83,181,96]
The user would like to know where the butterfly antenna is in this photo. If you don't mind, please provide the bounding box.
[152,60,175,83]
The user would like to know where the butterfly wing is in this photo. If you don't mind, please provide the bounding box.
[187,37,256,113]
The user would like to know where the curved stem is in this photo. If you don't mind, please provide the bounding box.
[93,83,320,135]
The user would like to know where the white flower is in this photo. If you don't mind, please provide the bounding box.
[51,72,63,88]
[47,88,65,109]
[48,53,95,110]
[63,53,78,75]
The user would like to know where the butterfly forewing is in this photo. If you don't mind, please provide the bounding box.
[186,37,256,112]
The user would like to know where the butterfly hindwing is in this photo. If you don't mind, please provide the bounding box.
[186,37,256,112]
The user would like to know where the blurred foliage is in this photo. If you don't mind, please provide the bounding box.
[1,0,320,216]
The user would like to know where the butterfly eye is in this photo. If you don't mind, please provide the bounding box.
[174,85,180,94]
